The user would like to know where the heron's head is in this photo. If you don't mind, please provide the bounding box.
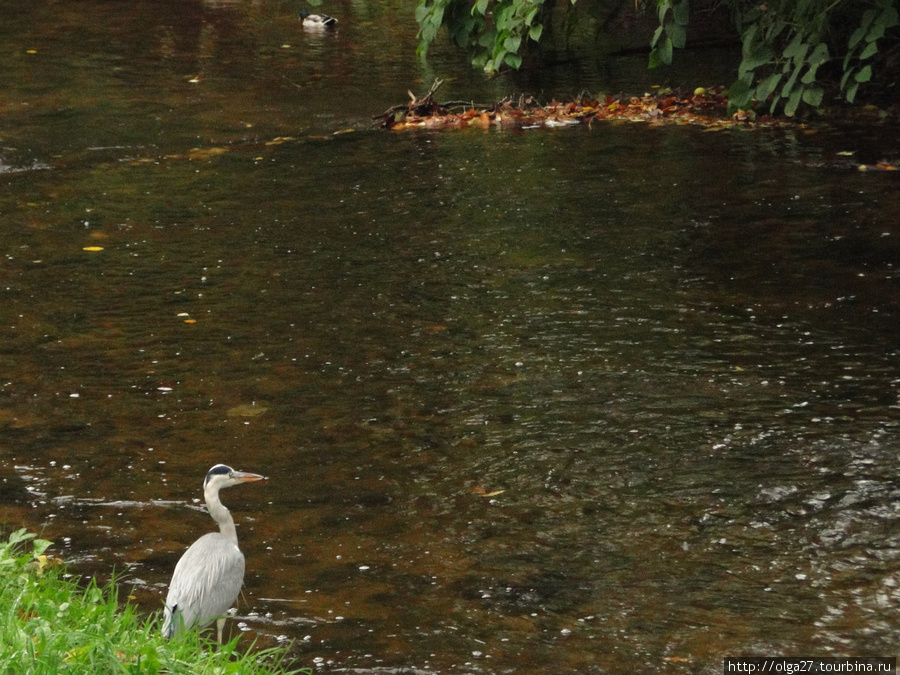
[204,464,266,491]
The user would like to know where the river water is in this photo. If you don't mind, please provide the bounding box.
[1,1,899,673]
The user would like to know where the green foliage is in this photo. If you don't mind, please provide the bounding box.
[653,0,899,116]
[0,529,304,675]
[649,0,690,68]
[414,0,898,117]
[416,0,553,72]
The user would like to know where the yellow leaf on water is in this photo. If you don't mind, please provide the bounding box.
[183,319,197,324]
[82,246,104,252]
[26,49,37,54]
[473,487,505,497]
[228,403,269,417]
[188,147,228,159]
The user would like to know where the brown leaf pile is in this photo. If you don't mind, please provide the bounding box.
[375,87,786,132]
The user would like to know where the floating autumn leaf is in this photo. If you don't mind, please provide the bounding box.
[265,137,295,146]
[227,403,269,417]
[82,246,104,251]
[183,319,197,324]
[188,147,228,160]
[473,487,505,497]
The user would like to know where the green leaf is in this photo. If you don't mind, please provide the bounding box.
[658,36,673,64]
[801,65,818,84]
[855,64,872,82]
[667,21,686,49]
[802,85,824,107]
[525,6,539,25]
[741,24,759,58]
[858,8,877,32]
[504,35,521,53]
[528,23,543,41]
[8,529,34,546]
[840,67,854,90]
[658,0,672,24]
[33,538,52,557]
[783,33,805,58]
[504,51,523,69]
[766,21,788,42]
[781,65,801,98]
[790,42,809,65]
[784,87,803,116]
[808,42,829,67]
[756,72,783,100]
[847,26,867,51]
[473,0,489,17]
[727,73,754,110]
[859,41,878,60]
[769,92,783,115]
[673,0,690,26]
[866,21,886,42]
[845,80,860,102]
[739,44,775,75]
[651,24,664,48]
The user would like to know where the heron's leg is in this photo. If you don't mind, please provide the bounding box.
[216,617,225,643]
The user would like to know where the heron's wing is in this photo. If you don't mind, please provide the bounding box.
[164,533,245,634]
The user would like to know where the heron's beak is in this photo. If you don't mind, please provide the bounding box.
[232,471,266,483]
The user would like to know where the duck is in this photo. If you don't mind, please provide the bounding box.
[300,8,338,28]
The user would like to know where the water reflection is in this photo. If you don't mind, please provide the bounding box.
[1,0,899,673]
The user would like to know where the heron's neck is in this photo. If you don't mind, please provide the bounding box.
[205,486,238,544]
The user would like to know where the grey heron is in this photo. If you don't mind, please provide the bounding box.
[162,464,265,642]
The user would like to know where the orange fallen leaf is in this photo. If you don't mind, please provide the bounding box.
[473,487,505,497]
[183,319,197,324]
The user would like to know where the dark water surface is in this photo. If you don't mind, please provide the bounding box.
[2,1,900,673]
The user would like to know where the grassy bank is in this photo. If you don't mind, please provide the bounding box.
[0,529,305,675]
